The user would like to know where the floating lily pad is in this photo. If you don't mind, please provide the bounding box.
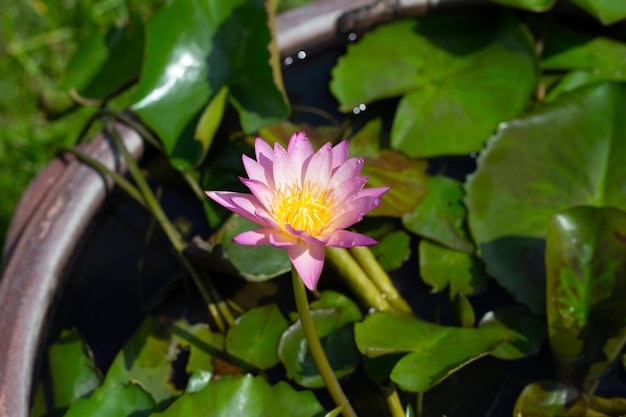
[63,382,156,417]
[330,12,537,157]
[546,206,626,379]
[131,0,288,168]
[465,82,626,314]
[354,311,512,392]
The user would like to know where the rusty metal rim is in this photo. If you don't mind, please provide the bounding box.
[0,1,472,416]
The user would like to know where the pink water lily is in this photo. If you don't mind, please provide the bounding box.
[206,132,389,290]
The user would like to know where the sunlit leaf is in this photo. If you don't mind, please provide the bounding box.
[104,317,223,407]
[546,206,626,379]
[151,374,323,417]
[513,380,588,417]
[368,230,411,271]
[403,176,473,253]
[63,382,155,417]
[354,312,512,392]
[225,304,288,370]
[62,15,144,101]
[418,239,487,298]
[278,291,362,388]
[213,214,292,281]
[568,0,626,25]
[330,12,537,157]
[32,329,101,416]
[131,0,289,168]
[465,82,626,314]
[479,306,546,360]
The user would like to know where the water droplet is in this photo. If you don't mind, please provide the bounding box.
[359,103,366,111]
[283,56,293,66]
[470,152,478,159]
[348,32,357,42]
[352,106,361,115]
[297,50,307,60]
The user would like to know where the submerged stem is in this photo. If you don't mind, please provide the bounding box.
[291,270,358,417]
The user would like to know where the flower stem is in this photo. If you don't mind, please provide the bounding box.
[291,270,358,417]
[326,247,393,311]
[382,384,406,417]
[348,246,411,312]
[105,119,234,331]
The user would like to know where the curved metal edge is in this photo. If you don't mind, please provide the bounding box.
[275,0,489,57]
[0,123,142,417]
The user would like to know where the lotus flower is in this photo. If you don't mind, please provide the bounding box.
[206,132,389,290]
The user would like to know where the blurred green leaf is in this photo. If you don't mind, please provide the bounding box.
[150,374,323,417]
[354,312,512,392]
[330,12,537,157]
[479,306,546,360]
[452,293,476,328]
[131,0,289,168]
[465,82,626,314]
[214,214,292,281]
[225,304,288,370]
[542,25,626,101]
[62,382,156,417]
[33,329,101,417]
[104,317,222,408]
[568,0,626,25]
[513,380,589,417]
[278,291,362,388]
[403,176,473,253]
[62,15,144,101]
[418,239,487,298]
[368,230,411,271]
[486,0,555,11]
[546,206,626,378]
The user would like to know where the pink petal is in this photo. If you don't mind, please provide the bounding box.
[303,142,333,189]
[206,191,268,226]
[328,157,364,189]
[255,137,274,163]
[242,154,274,188]
[328,196,381,229]
[285,224,329,246]
[356,186,391,199]
[287,241,325,290]
[287,132,314,170]
[234,228,272,245]
[331,140,349,170]
[273,142,295,190]
[324,230,378,248]
[328,176,368,205]
[268,230,298,248]
[240,177,274,209]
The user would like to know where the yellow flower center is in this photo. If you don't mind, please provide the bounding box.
[274,184,332,236]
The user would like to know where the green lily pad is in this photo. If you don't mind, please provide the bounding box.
[542,25,626,101]
[63,382,156,417]
[418,239,487,298]
[278,291,362,388]
[479,306,546,360]
[354,312,512,392]
[104,317,223,408]
[513,380,585,417]
[546,206,626,378]
[62,15,144,102]
[151,374,323,417]
[225,304,288,370]
[131,0,289,168]
[465,82,626,314]
[403,176,473,253]
[368,230,411,271]
[213,214,292,281]
[32,329,102,416]
[569,0,626,25]
[330,12,537,157]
